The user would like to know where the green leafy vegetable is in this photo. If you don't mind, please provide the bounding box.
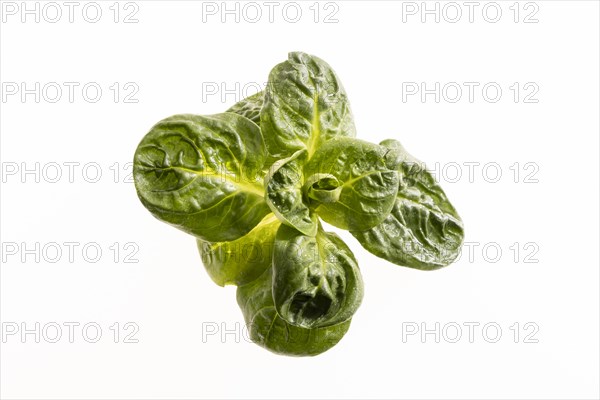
[272,224,363,329]
[133,51,464,357]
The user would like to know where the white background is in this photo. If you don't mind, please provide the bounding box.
[1,1,599,399]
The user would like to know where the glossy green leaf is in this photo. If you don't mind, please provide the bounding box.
[351,139,465,270]
[272,224,363,329]
[226,91,264,125]
[197,214,280,286]
[261,52,356,160]
[133,113,270,242]
[303,137,400,231]
[237,267,351,357]
[265,149,317,236]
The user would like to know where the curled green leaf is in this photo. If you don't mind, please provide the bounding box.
[133,113,270,242]
[272,224,363,329]
[303,173,342,204]
[237,267,351,357]
[351,139,464,270]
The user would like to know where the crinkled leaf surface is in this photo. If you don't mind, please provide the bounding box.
[272,224,363,329]
[237,267,351,357]
[351,139,464,270]
[227,91,264,125]
[261,52,356,160]
[133,113,270,242]
[304,137,399,231]
[197,214,280,286]
[265,149,317,236]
